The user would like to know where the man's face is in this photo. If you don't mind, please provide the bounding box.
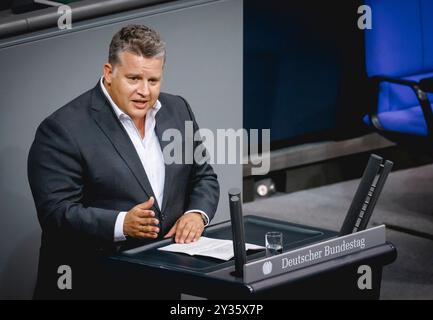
[103,51,163,121]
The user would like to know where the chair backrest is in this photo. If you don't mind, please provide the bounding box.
[365,0,433,112]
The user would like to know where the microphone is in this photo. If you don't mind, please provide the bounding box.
[340,154,393,236]
[228,188,247,277]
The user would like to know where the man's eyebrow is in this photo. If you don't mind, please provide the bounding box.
[124,74,161,80]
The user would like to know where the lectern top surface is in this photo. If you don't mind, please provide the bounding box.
[110,215,337,274]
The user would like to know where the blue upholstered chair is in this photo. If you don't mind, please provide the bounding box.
[363,0,433,146]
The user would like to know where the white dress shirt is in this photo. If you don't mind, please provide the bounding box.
[99,78,208,242]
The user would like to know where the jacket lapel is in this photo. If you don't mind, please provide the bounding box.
[89,83,161,213]
[155,96,175,214]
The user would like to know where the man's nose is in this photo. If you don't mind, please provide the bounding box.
[137,81,150,96]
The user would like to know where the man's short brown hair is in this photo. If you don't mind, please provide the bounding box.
[108,25,166,66]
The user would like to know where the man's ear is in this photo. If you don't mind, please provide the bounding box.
[103,63,113,84]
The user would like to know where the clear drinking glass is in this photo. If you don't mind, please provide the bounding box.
[265,231,283,256]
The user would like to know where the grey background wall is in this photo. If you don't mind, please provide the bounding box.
[0,0,242,299]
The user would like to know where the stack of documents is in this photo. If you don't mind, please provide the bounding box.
[158,237,264,261]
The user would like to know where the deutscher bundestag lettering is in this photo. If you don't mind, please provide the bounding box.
[282,238,366,269]
[244,225,385,283]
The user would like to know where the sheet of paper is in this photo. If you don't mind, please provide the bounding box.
[158,236,264,261]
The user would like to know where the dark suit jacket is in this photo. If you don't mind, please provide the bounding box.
[27,82,219,299]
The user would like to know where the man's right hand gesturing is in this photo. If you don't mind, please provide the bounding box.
[123,197,159,239]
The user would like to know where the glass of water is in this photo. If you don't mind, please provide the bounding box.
[265,231,283,256]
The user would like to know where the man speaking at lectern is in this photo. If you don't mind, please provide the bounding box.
[28,25,219,299]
